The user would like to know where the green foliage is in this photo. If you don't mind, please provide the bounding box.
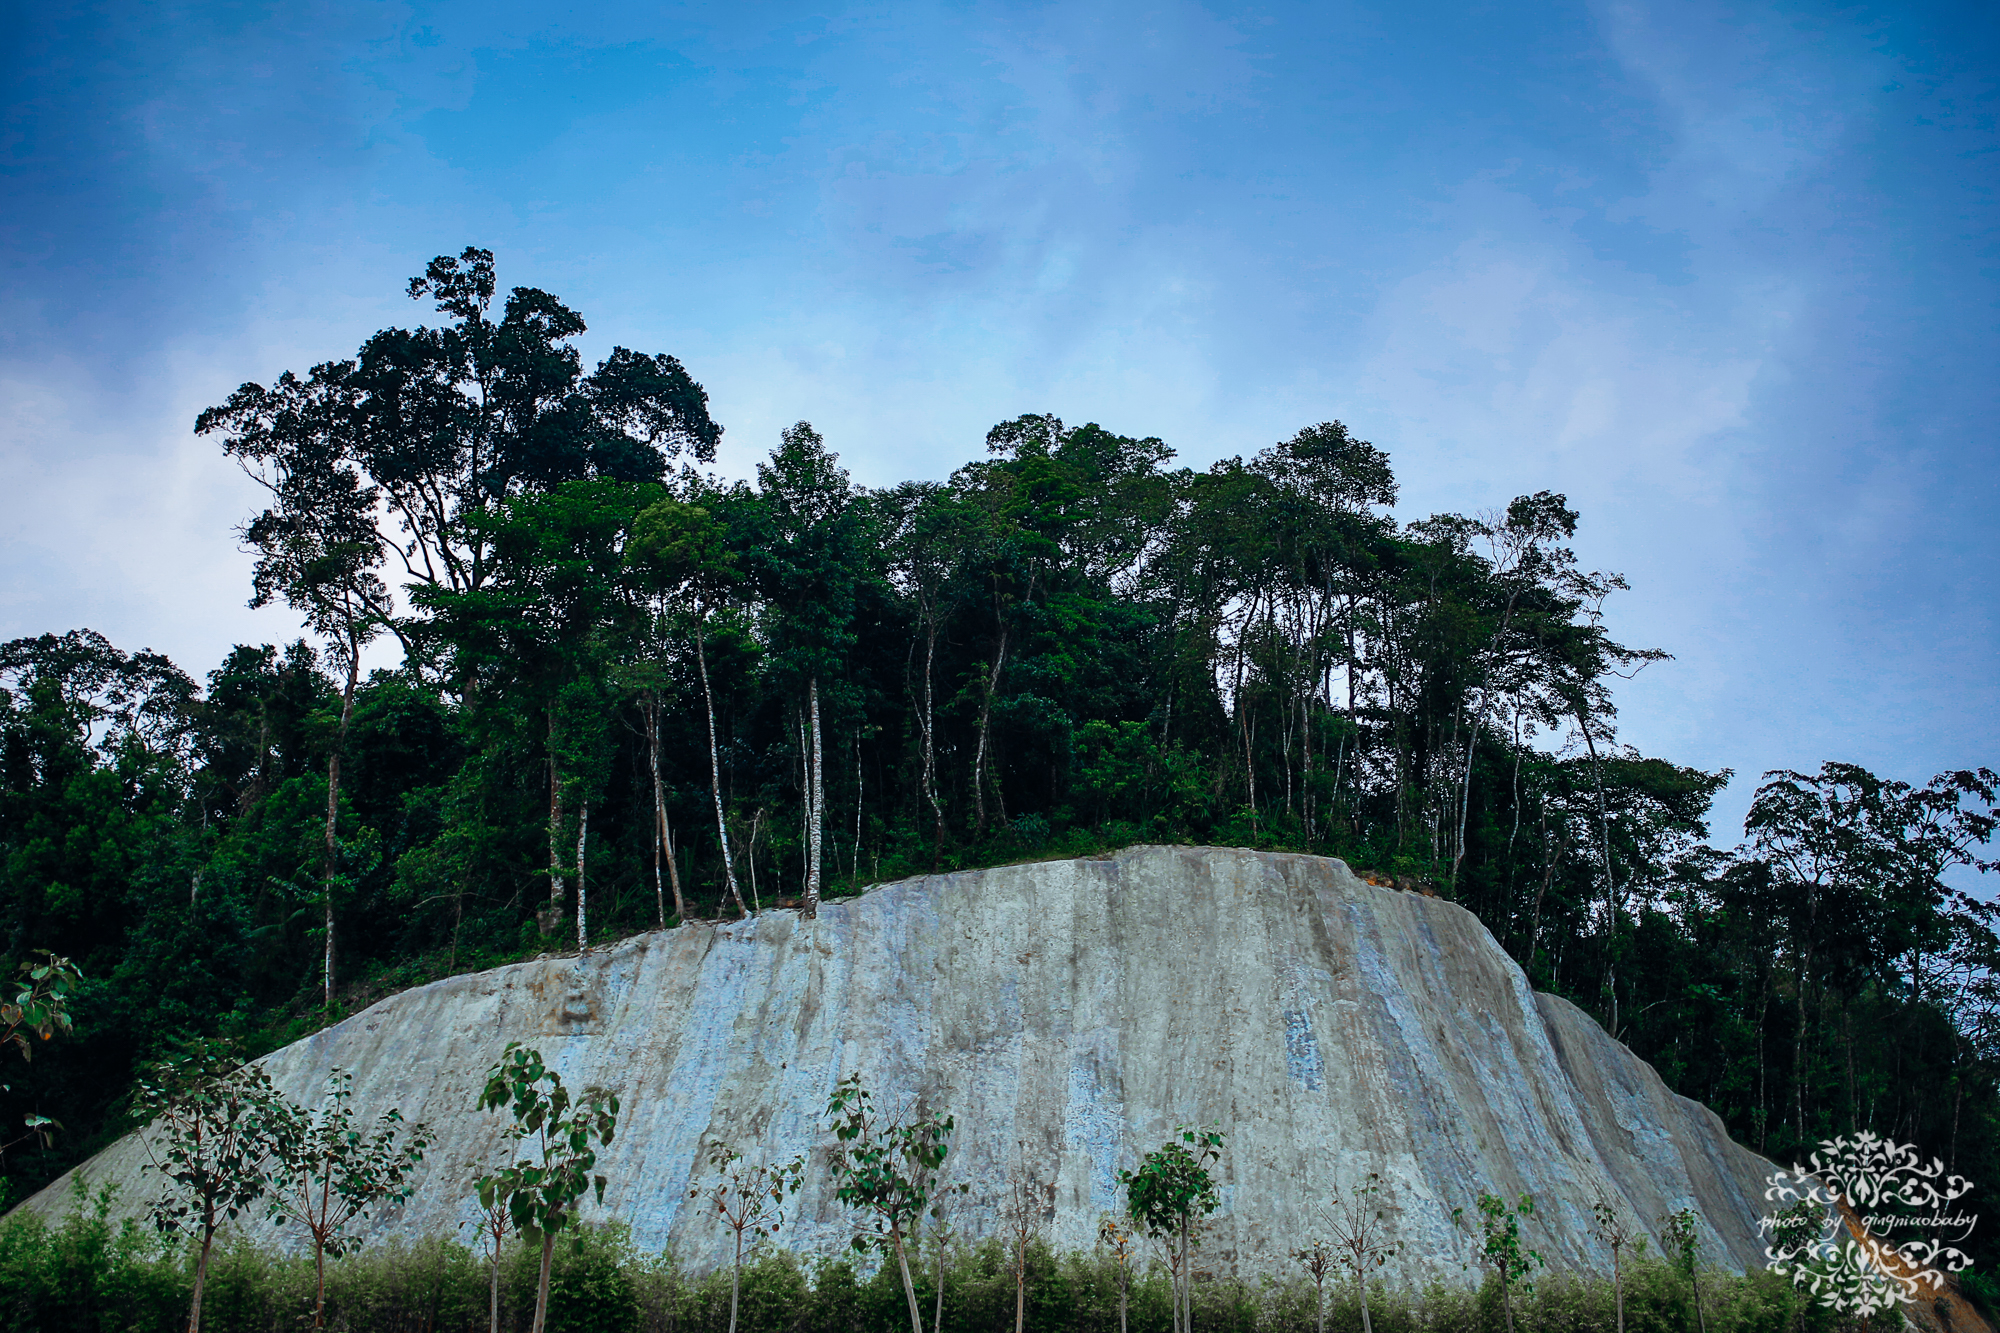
[2,242,1997,1273]
[1121,1125,1226,1244]
[0,1198,1842,1333]
[131,1044,283,1246]
[474,1043,618,1244]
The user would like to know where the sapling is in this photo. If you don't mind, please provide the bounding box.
[823,1073,966,1333]
[132,1043,286,1333]
[1120,1124,1225,1333]
[1101,1214,1138,1333]
[475,1043,619,1333]
[1324,1171,1402,1333]
[1003,1149,1056,1333]
[1291,1237,1336,1333]
[1590,1197,1639,1333]
[688,1141,805,1333]
[1454,1192,1544,1333]
[266,1069,431,1330]
[1663,1207,1709,1333]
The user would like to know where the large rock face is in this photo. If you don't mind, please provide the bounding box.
[25,846,1782,1280]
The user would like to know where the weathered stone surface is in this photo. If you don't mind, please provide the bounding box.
[23,846,1782,1280]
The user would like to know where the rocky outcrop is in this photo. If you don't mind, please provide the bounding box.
[23,846,1784,1280]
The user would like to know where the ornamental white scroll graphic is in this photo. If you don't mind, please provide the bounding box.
[1759,1131,1976,1317]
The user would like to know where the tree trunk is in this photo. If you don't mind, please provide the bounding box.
[1016,1230,1027,1333]
[575,800,589,952]
[322,642,359,1009]
[922,618,944,870]
[730,1225,743,1333]
[531,1230,555,1333]
[1616,1244,1626,1333]
[647,694,684,925]
[973,629,1009,837]
[489,1246,501,1333]
[1451,705,1481,892]
[313,1236,328,1329]
[1577,707,1618,1037]
[935,1230,947,1333]
[694,624,745,916]
[891,1228,924,1333]
[547,711,566,932]
[806,678,824,917]
[187,1225,215,1333]
[1358,1273,1373,1333]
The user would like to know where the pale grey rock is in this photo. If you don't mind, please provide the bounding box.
[22,846,1782,1281]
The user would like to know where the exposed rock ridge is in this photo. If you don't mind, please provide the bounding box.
[23,846,1783,1281]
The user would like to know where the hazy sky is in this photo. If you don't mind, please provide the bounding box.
[4,0,1995,840]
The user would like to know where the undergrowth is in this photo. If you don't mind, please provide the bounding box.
[0,1186,1860,1333]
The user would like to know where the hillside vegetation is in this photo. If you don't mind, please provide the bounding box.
[2,248,1996,1265]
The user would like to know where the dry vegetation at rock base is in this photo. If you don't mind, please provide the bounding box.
[0,1189,1868,1333]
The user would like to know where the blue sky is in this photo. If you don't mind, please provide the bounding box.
[3,0,1995,839]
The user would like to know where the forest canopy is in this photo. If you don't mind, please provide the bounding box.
[4,248,1998,1263]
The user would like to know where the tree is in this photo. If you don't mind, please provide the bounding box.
[748,425,866,918]
[201,365,391,1007]
[1455,1192,1543,1333]
[1003,1149,1055,1333]
[1590,1197,1639,1333]
[475,1042,620,1333]
[131,1044,285,1333]
[1291,1237,1336,1333]
[1323,1171,1401,1333]
[687,1141,804,1333]
[626,490,735,922]
[1662,1206,1709,1333]
[1120,1124,1225,1333]
[823,1073,964,1333]
[266,1069,432,1329]
[1100,1214,1139,1333]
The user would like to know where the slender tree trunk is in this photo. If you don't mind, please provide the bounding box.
[923,618,944,870]
[973,629,1009,837]
[748,808,763,913]
[1451,705,1482,892]
[489,1246,501,1333]
[730,1226,743,1333]
[647,694,683,925]
[1613,1243,1624,1333]
[936,1230,948,1333]
[322,642,359,1009]
[694,624,745,916]
[1359,1272,1374,1333]
[575,800,589,952]
[806,678,824,917]
[1577,707,1619,1037]
[531,1230,555,1333]
[187,1224,215,1333]
[547,711,566,931]
[313,1236,328,1329]
[1016,1228,1028,1333]
[891,1229,924,1333]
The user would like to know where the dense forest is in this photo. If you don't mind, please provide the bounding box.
[4,248,1997,1264]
